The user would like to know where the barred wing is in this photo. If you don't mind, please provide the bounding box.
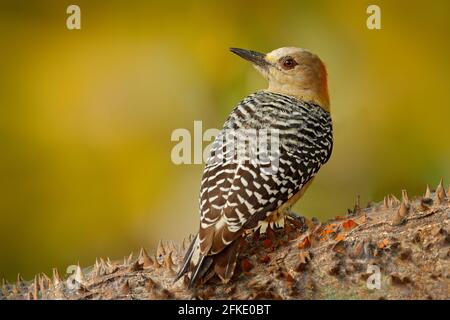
[198,91,332,255]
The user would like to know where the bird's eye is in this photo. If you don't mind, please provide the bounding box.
[280,56,297,70]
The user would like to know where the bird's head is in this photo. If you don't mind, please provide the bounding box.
[230,47,329,111]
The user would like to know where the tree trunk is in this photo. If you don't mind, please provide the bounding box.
[1,184,449,300]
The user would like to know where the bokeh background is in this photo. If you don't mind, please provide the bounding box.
[0,0,449,281]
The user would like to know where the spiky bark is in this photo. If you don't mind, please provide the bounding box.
[1,183,449,300]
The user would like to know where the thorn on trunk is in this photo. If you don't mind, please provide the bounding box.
[92,259,101,279]
[94,258,100,269]
[127,252,134,265]
[38,273,50,299]
[157,240,166,259]
[436,179,447,204]
[100,258,109,275]
[401,189,409,206]
[164,251,176,272]
[33,276,39,300]
[11,285,18,297]
[128,259,143,272]
[383,196,389,209]
[391,199,409,226]
[75,263,85,285]
[38,274,47,296]
[145,256,155,269]
[107,257,114,268]
[1,279,8,296]
[105,258,118,274]
[138,247,154,269]
[425,185,432,198]
[120,280,130,295]
[52,268,61,286]
[166,240,176,254]
[389,194,400,208]
[152,255,162,268]
[41,273,51,286]
[16,273,23,289]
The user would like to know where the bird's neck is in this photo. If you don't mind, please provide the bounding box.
[265,84,330,112]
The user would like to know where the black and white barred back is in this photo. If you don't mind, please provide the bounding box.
[176,91,333,286]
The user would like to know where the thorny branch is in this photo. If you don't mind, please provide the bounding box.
[1,182,449,300]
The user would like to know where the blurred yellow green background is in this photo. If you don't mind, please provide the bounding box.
[0,0,449,281]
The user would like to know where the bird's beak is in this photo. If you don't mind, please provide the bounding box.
[229,48,271,69]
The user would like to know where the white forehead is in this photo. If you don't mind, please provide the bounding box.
[266,47,308,59]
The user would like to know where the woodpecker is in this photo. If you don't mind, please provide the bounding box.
[175,47,333,287]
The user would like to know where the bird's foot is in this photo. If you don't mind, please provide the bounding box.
[286,211,307,222]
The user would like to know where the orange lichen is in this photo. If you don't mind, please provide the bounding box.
[298,236,311,249]
[342,219,357,230]
[377,239,389,249]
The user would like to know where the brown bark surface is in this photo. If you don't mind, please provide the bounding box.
[1,184,449,300]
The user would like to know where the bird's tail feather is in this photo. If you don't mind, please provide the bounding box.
[189,255,213,288]
[174,233,214,287]
[213,238,241,282]
[174,234,242,287]
[173,233,198,284]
